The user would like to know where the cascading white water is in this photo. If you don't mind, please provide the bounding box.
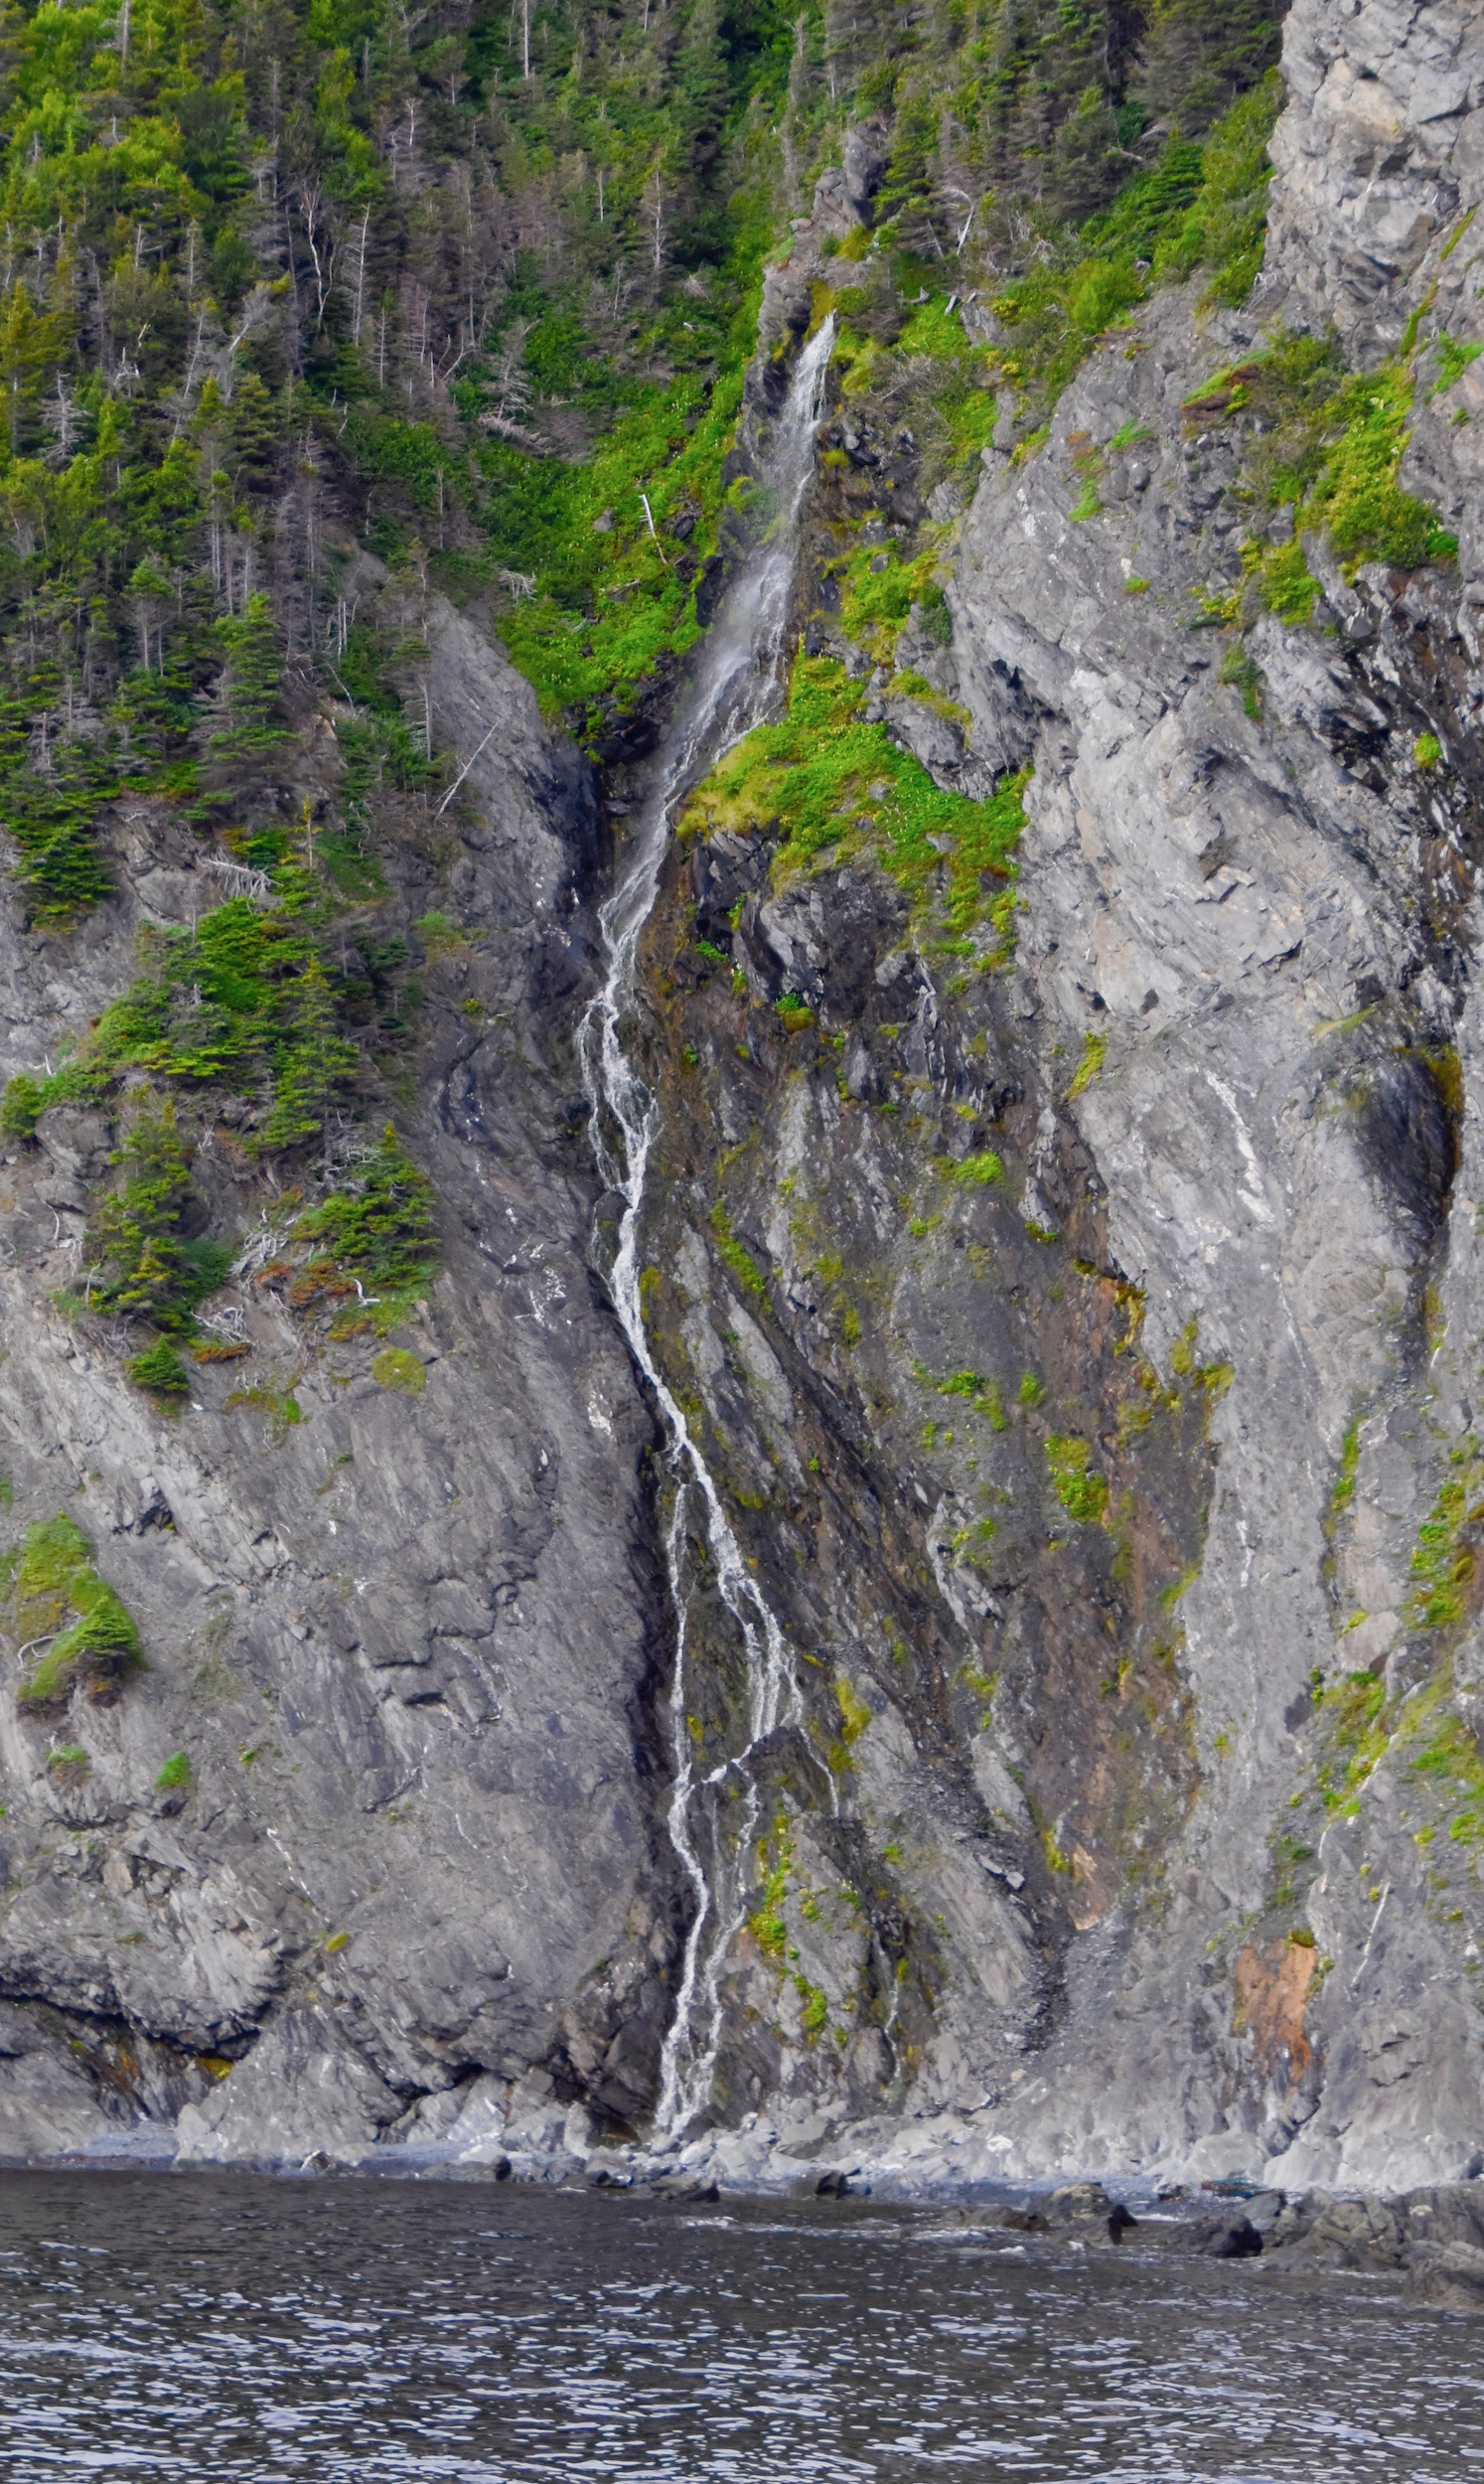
[578,317,834,2142]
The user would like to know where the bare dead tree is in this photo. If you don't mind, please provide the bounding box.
[350,205,371,344]
[297,181,335,330]
[645,162,667,274]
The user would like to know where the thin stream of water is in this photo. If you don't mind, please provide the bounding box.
[577,319,835,2141]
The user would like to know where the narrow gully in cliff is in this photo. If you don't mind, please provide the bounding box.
[578,318,835,2142]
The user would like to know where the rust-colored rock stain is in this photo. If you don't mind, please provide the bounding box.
[1234,1938,1317,2090]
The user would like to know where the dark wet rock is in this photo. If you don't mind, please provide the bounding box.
[1406,2241,1484,2312]
[1208,2218,1263,2261]
[1047,2183,1116,2227]
[653,2174,721,2202]
[1245,2191,1286,2236]
[1265,2194,1407,2271]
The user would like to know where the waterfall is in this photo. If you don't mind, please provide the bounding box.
[578,317,835,2142]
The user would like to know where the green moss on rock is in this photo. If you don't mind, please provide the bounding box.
[371,1347,426,1394]
[8,1515,145,1715]
[681,655,1028,951]
[1045,1435,1110,1525]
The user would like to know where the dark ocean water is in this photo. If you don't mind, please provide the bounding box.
[0,2169,1478,2480]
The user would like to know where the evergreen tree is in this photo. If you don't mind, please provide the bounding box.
[259,955,359,1149]
[84,1104,197,1331]
[878,92,944,253]
[197,592,290,823]
[1132,0,1283,139]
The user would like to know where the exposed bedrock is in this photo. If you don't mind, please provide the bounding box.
[614,0,1484,2197]
[0,585,676,2164]
[7,0,1484,2200]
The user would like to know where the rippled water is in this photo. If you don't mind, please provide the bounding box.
[0,2171,1479,2479]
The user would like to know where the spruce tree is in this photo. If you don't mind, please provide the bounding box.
[259,956,359,1151]
[197,592,289,825]
[1132,1,1283,139]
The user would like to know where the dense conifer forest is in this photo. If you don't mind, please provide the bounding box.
[0,0,1283,879]
[0,0,1287,1389]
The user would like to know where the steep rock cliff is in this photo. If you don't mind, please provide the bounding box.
[0,576,675,2163]
[6,0,1484,2201]
[618,0,1484,2195]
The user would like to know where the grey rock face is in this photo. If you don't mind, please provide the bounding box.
[911,16,1484,2188]
[1266,0,1484,359]
[593,0,1484,2203]
[0,576,673,2164]
[904,0,1484,2194]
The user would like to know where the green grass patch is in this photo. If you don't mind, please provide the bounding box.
[1243,536,1320,624]
[223,1384,304,1444]
[1309,364,1457,570]
[6,1513,145,1714]
[834,1678,872,1744]
[833,541,944,667]
[1314,1668,1388,1810]
[1068,1032,1107,1100]
[1045,1434,1109,1525]
[1331,1417,1362,1519]
[1410,1711,1484,1847]
[1430,333,1484,394]
[710,1203,769,1302]
[1194,332,1457,594]
[916,1362,1006,1427]
[1220,644,1264,718]
[794,1973,828,2037]
[1408,1443,1484,1633]
[680,655,1027,952]
[985,75,1282,422]
[748,1813,794,1960]
[371,1346,425,1394]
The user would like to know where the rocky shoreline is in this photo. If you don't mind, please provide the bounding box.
[21,2105,1484,2317]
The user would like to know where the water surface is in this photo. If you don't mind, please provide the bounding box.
[0,2170,1477,2479]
